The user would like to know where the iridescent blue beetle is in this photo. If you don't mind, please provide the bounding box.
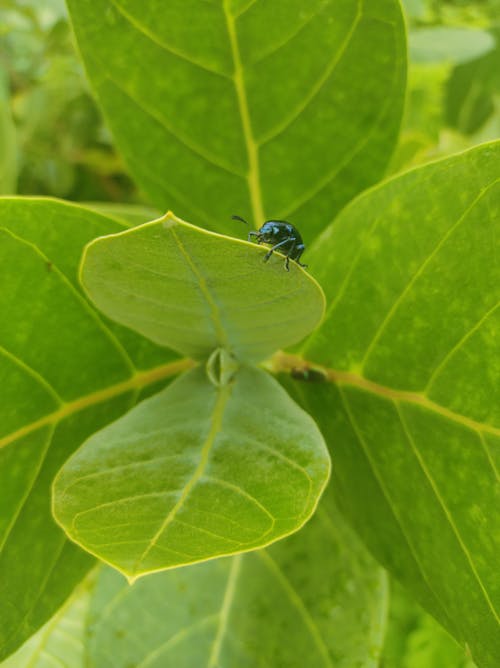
[232,215,307,271]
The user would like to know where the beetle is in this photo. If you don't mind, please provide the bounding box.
[232,215,307,271]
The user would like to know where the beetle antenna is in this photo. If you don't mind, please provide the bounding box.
[232,214,249,225]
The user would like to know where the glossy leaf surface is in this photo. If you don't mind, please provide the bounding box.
[53,365,330,577]
[65,0,406,236]
[0,198,180,660]
[85,489,386,668]
[290,141,500,668]
[80,212,325,362]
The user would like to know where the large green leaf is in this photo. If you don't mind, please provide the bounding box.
[80,212,325,362]
[0,198,181,660]
[65,0,406,236]
[282,142,500,667]
[84,488,387,667]
[53,365,330,577]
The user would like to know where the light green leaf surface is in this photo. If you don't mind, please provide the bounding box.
[80,212,325,362]
[85,488,386,668]
[0,582,91,668]
[287,142,500,667]
[0,198,181,660]
[409,28,496,65]
[65,0,406,237]
[53,365,330,578]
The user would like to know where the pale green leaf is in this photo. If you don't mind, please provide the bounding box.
[285,141,500,667]
[65,0,406,236]
[80,212,325,362]
[53,365,330,578]
[85,488,386,668]
[0,198,181,660]
[409,28,496,65]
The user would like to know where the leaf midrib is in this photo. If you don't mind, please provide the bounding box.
[273,353,500,437]
[223,0,265,226]
[0,359,193,451]
[132,381,233,574]
[3,352,498,455]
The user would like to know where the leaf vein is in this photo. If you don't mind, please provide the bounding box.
[425,301,500,393]
[257,550,334,667]
[336,387,458,632]
[132,384,232,571]
[0,343,63,405]
[395,402,500,625]
[97,73,246,180]
[360,178,500,371]
[208,556,242,667]
[257,0,362,146]
[110,0,231,79]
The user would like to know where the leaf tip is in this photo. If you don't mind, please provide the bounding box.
[161,211,180,229]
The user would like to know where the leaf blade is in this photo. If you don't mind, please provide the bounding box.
[80,212,326,362]
[0,198,181,660]
[53,366,331,577]
[85,489,387,668]
[288,141,500,667]
[65,0,407,236]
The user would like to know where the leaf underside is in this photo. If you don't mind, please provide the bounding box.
[53,365,331,578]
[80,212,325,363]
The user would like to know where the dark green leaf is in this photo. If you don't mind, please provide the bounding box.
[0,198,181,659]
[65,0,407,236]
[288,141,500,667]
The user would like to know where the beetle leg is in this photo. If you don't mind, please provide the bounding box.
[283,240,297,271]
[263,237,295,263]
[248,230,260,242]
[294,246,308,268]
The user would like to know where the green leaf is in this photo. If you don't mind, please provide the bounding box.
[445,28,500,135]
[0,581,91,668]
[0,198,181,660]
[80,212,325,363]
[53,365,330,578]
[286,142,500,667]
[409,28,496,65]
[84,488,386,668]
[65,0,406,236]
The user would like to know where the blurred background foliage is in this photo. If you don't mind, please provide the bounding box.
[0,0,497,665]
[0,0,136,200]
